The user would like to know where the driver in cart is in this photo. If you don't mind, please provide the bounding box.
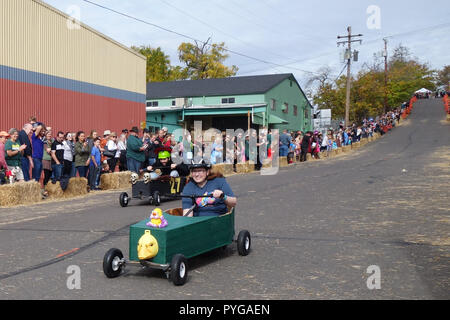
[142,147,189,180]
[182,159,237,217]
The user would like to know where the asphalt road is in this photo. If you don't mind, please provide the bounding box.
[0,98,449,300]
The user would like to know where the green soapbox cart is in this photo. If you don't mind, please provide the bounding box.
[103,195,251,285]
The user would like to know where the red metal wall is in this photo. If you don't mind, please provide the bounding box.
[0,78,145,135]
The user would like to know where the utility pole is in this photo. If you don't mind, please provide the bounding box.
[337,26,363,127]
[383,38,388,113]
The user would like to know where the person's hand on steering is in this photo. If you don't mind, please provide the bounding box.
[212,189,224,199]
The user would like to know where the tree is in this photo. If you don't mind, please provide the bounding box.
[437,65,450,88]
[308,45,436,123]
[177,38,238,80]
[131,45,187,82]
[387,45,435,106]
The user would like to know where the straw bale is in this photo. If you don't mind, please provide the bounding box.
[0,181,41,207]
[100,173,119,190]
[45,181,64,199]
[64,177,88,197]
[116,171,132,189]
[279,157,288,167]
[342,145,351,152]
[211,164,225,176]
[236,162,254,173]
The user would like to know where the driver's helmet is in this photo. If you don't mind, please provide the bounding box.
[189,159,211,170]
[158,150,171,159]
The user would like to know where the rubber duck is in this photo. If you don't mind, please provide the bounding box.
[146,208,168,228]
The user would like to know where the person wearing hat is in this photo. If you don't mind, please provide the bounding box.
[0,131,10,171]
[181,159,236,217]
[126,126,146,173]
[143,147,189,180]
[104,132,120,172]
[100,130,111,163]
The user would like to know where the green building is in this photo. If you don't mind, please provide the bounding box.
[145,73,313,133]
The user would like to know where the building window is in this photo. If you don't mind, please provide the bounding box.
[172,100,176,106]
[290,80,293,87]
[221,97,235,104]
[147,101,158,107]
[270,99,276,110]
[304,108,308,119]
[293,105,298,116]
[282,102,288,113]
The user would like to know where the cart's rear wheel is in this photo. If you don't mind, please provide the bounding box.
[119,192,129,207]
[152,191,161,206]
[237,230,251,256]
[170,254,188,286]
[103,248,124,278]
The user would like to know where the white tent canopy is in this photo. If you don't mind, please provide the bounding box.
[415,88,432,93]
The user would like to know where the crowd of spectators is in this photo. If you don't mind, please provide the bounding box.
[0,117,174,195]
[281,108,403,164]
[0,106,405,193]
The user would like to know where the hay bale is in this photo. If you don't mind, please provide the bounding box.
[223,163,234,175]
[335,148,342,154]
[279,157,288,167]
[446,113,450,121]
[100,173,119,190]
[262,160,272,168]
[352,141,361,149]
[235,161,254,173]
[117,171,132,189]
[360,138,368,146]
[342,145,351,152]
[64,177,88,198]
[45,178,88,198]
[211,164,225,176]
[0,181,42,207]
[45,181,64,199]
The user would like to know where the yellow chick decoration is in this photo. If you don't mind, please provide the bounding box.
[137,230,159,260]
[146,208,168,228]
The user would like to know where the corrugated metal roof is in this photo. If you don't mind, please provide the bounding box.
[146,73,295,99]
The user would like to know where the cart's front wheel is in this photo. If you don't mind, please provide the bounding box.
[170,254,188,286]
[237,230,251,256]
[119,192,129,207]
[103,248,124,278]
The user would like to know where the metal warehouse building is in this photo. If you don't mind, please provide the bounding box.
[0,0,146,134]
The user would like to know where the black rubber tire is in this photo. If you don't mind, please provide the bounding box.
[119,192,129,207]
[103,248,124,278]
[153,191,161,206]
[237,230,251,256]
[170,254,188,286]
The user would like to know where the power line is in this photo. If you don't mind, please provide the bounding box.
[334,63,348,81]
[157,0,296,62]
[80,0,321,75]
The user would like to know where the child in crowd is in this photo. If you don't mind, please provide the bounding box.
[89,137,101,190]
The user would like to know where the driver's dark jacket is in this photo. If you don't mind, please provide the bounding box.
[145,159,190,177]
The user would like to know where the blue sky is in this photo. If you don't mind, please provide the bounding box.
[45,0,450,89]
